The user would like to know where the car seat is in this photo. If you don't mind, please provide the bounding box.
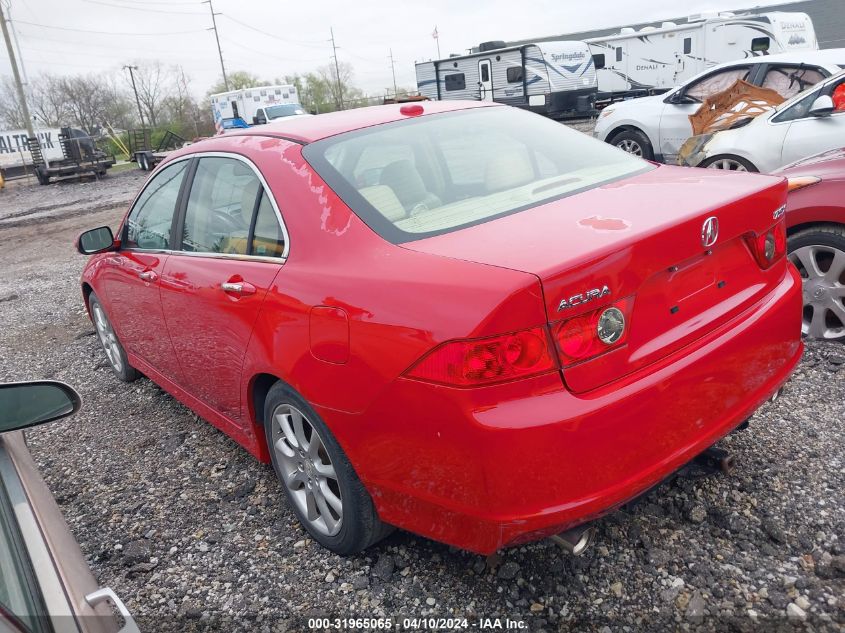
[379,160,441,213]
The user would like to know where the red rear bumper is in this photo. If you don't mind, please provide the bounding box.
[327,266,803,554]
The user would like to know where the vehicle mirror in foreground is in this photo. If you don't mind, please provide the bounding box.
[77,226,116,255]
[809,95,835,118]
[0,381,81,433]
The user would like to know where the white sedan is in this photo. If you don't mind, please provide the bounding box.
[594,49,845,165]
[681,71,845,173]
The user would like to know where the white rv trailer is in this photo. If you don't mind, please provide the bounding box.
[587,11,818,99]
[210,84,302,131]
[415,40,597,118]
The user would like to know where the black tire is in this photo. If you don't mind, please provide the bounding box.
[699,154,758,172]
[264,381,393,555]
[608,128,655,160]
[88,293,140,382]
[787,224,845,341]
[35,167,50,186]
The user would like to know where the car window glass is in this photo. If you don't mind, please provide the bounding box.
[304,107,650,243]
[772,88,822,123]
[352,144,415,187]
[762,66,826,99]
[685,67,751,101]
[0,486,47,633]
[125,160,187,250]
[251,192,285,258]
[182,157,260,254]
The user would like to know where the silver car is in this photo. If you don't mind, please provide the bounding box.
[0,381,138,633]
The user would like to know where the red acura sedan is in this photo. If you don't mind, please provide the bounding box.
[77,101,802,555]
[773,148,845,340]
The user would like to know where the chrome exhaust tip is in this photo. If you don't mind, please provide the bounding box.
[549,524,594,556]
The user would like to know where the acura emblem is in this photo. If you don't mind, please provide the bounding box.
[701,216,719,248]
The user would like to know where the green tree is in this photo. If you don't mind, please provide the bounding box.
[207,71,266,95]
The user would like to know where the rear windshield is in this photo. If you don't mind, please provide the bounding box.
[302,107,651,243]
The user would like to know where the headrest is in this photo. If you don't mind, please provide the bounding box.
[484,150,534,193]
[379,160,429,208]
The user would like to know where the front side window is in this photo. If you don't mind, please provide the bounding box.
[506,66,523,83]
[303,107,650,243]
[125,160,187,250]
[773,76,845,122]
[685,66,751,101]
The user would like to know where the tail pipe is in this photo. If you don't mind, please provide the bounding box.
[696,446,735,474]
[549,523,594,556]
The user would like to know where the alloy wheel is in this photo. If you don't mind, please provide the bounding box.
[616,139,643,156]
[789,244,845,339]
[92,303,124,372]
[271,404,343,536]
[706,158,748,171]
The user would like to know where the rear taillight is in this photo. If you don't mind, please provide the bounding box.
[746,221,786,269]
[405,326,556,387]
[553,297,634,367]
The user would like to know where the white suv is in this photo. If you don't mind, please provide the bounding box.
[594,49,845,165]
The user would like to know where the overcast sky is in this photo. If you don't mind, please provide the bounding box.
[1,0,790,98]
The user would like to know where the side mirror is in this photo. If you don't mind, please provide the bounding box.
[0,381,81,433]
[253,117,266,125]
[809,95,835,117]
[77,226,116,255]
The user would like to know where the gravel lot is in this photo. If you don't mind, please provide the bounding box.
[0,153,843,632]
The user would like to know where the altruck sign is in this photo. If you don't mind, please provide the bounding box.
[0,128,63,170]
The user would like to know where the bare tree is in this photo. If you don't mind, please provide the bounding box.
[58,75,113,133]
[0,76,27,128]
[130,61,169,128]
[29,74,71,127]
[317,62,364,111]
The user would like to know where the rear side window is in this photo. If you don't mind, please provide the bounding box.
[125,160,187,250]
[251,192,286,258]
[507,66,524,83]
[180,157,286,257]
[444,73,465,91]
[181,157,260,255]
[683,38,692,54]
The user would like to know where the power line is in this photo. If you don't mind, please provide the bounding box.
[219,36,329,65]
[80,0,205,15]
[15,19,206,36]
[221,14,326,47]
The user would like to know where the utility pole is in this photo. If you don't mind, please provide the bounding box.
[5,1,27,86]
[204,0,228,91]
[123,65,145,128]
[388,48,398,99]
[330,27,343,110]
[0,0,33,138]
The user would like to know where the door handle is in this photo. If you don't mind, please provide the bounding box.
[138,270,157,282]
[221,281,256,296]
[85,587,141,633]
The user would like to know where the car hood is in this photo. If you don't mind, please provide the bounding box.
[775,147,845,177]
[602,93,667,116]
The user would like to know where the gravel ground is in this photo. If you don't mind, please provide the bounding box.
[0,150,843,633]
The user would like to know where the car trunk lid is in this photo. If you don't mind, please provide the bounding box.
[403,165,788,392]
